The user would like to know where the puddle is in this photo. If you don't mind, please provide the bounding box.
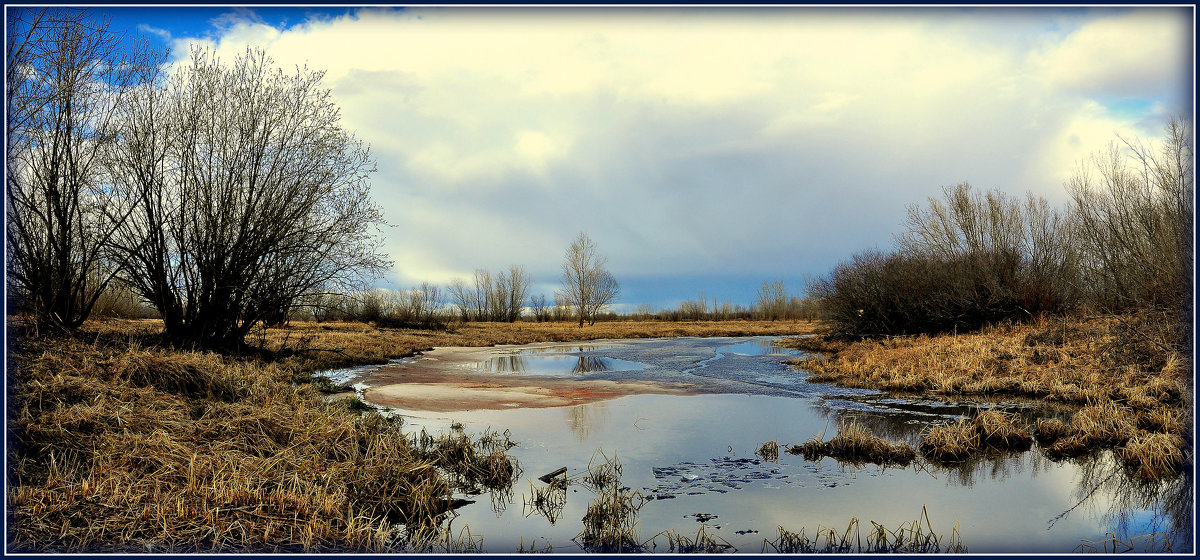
[365,336,1191,554]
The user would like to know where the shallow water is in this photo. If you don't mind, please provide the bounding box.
[355,336,1191,554]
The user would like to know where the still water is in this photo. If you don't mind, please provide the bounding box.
[362,336,1191,554]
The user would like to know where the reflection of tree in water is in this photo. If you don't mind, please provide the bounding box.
[565,401,610,441]
[485,355,527,373]
[1053,452,1193,552]
[572,356,614,373]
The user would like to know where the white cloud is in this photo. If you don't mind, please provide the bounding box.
[171,7,1192,300]
[1033,9,1191,99]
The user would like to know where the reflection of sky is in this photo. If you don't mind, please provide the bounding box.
[398,393,1185,553]
[384,338,1188,553]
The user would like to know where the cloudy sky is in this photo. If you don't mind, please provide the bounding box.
[99,6,1193,310]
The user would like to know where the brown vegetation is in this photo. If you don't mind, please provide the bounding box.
[762,506,966,554]
[918,409,1032,464]
[787,421,916,467]
[785,311,1192,479]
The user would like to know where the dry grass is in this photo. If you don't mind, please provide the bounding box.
[755,440,780,462]
[762,506,966,554]
[574,459,647,554]
[652,525,735,553]
[5,320,547,553]
[919,409,1032,464]
[522,478,567,525]
[787,421,916,467]
[785,312,1191,480]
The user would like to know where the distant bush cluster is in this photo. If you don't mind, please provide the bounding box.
[303,284,450,330]
[812,119,1192,339]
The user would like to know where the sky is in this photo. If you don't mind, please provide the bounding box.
[83,6,1197,310]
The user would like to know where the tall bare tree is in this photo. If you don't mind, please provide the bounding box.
[5,8,160,330]
[557,232,619,327]
[1067,117,1193,310]
[106,47,389,348]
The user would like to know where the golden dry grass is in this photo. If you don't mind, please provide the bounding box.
[787,421,916,467]
[784,312,1192,480]
[919,409,1032,464]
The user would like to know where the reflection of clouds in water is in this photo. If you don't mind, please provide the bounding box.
[564,401,610,442]
[1063,452,1193,550]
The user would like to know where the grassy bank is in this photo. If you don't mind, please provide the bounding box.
[6,318,814,552]
[782,311,1192,480]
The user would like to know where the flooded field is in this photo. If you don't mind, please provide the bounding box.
[344,336,1192,554]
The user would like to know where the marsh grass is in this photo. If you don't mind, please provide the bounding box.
[581,450,623,492]
[919,409,1032,464]
[652,525,735,553]
[575,483,648,553]
[755,440,780,462]
[411,426,521,495]
[787,421,916,467]
[786,313,1191,480]
[762,506,965,554]
[6,320,530,552]
[522,478,567,525]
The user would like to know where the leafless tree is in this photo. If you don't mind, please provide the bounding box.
[1067,117,1193,310]
[557,232,619,327]
[529,293,549,322]
[447,277,470,321]
[755,281,789,320]
[5,8,161,330]
[501,264,531,322]
[106,47,389,348]
[898,182,1079,312]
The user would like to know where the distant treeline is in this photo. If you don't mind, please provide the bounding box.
[810,118,1192,339]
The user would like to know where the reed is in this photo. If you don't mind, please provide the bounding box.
[787,313,1191,480]
[787,421,916,467]
[755,440,780,462]
[653,525,735,553]
[762,506,966,554]
[575,483,648,553]
[919,409,1032,463]
[1119,432,1186,480]
[522,477,568,525]
[582,450,623,492]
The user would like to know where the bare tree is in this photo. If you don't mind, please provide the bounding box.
[1067,118,1193,310]
[755,281,788,320]
[502,264,531,322]
[557,232,619,327]
[447,277,473,321]
[106,47,389,348]
[5,8,161,330]
[529,293,549,322]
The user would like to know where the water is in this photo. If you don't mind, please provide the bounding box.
[357,336,1192,554]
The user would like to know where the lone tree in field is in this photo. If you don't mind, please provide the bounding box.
[106,47,389,348]
[5,8,160,330]
[557,232,619,327]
